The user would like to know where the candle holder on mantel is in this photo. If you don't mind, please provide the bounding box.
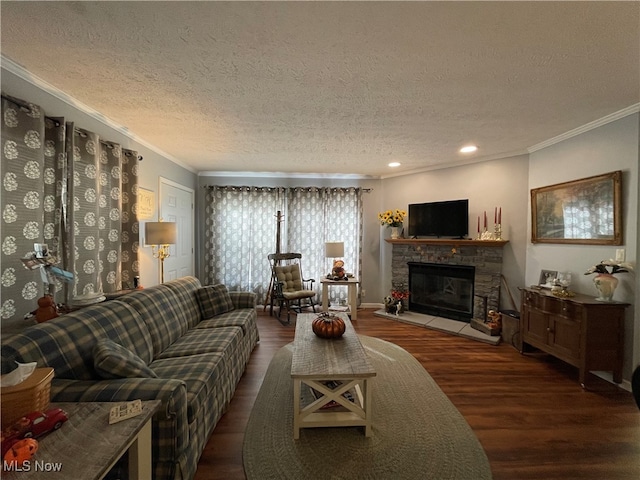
[494,223,502,241]
[477,224,502,241]
[476,208,503,241]
[480,229,495,241]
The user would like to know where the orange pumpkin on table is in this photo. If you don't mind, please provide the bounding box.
[312,313,346,339]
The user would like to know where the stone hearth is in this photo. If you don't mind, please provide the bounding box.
[389,240,506,321]
[373,309,501,345]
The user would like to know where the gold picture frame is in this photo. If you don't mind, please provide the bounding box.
[531,170,622,245]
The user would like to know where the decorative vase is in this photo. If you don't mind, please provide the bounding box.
[593,273,619,302]
[390,227,400,239]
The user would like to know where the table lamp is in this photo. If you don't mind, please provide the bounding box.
[145,221,177,283]
[325,242,345,279]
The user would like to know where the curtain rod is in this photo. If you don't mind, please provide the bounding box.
[3,92,144,161]
[1,93,33,110]
[203,185,372,192]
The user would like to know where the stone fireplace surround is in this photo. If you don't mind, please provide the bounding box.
[388,239,507,321]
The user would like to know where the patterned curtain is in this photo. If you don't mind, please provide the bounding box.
[1,94,140,330]
[43,117,67,304]
[67,126,102,295]
[120,149,140,289]
[1,96,46,325]
[203,185,363,306]
[203,186,282,303]
[286,187,363,305]
[66,128,140,296]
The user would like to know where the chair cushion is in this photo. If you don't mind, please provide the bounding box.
[275,264,303,291]
[283,290,316,300]
[93,339,158,379]
[196,284,235,318]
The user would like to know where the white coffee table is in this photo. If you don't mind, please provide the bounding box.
[291,313,376,439]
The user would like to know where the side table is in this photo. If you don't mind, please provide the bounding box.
[2,400,160,480]
[320,277,360,320]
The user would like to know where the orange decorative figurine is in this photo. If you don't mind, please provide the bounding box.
[35,295,58,323]
[3,438,38,467]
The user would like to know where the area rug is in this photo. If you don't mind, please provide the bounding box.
[243,335,492,479]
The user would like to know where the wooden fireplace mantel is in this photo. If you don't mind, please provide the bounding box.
[385,238,509,247]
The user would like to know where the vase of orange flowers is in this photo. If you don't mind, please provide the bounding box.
[378,209,407,239]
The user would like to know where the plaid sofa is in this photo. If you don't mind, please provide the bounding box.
[1,276,259,480]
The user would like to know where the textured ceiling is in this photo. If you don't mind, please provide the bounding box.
[1,1,639,177]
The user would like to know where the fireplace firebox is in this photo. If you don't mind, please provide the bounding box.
[408,262,475,322]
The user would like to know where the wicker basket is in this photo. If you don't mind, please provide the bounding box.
[1,367,54,427]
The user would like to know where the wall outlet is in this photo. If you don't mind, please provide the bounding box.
[361,288,366,297]
[615,249,625,262]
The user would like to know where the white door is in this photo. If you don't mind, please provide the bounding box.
[159,178,194,282]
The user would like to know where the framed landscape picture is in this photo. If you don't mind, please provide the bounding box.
[531,170,622,245]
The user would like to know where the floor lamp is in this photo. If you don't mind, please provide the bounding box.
[145,221,177,283]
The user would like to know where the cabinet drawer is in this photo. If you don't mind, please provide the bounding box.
[524,292,582,318]
[524,291,550,310]
[525,293,559,313]
[558,302,583,319]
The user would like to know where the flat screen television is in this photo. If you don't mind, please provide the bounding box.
[407,199,469,238]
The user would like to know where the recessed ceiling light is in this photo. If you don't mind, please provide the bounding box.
[388,162,401,167]
[460,145,478,153]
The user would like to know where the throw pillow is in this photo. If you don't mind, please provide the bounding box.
[93,339,157,379]
[196,284,235,318]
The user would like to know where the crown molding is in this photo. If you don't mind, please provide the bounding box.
[528,104,640,153]
[198,170,378,180]
[1,55,196,174]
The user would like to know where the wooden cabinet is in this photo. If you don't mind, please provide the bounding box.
[520,287,628,387]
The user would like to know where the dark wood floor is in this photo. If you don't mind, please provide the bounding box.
[194,309,640,480]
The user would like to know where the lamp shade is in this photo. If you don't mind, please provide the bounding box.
[325,242,344,258]
[145,222,177,246]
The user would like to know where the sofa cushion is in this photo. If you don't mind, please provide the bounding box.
[151,352,234,423]
[93,339,158,379]
[196,309,257,337]
[196,284,235,318]
[119,284,193,357]
[154,326,243,360]
[163,276,204,329]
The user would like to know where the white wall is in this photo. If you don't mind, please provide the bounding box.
[378,155,530,311]
[528,113,639,380]
[1,67,198,288]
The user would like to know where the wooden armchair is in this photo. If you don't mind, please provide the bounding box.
[268,253,316,324]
